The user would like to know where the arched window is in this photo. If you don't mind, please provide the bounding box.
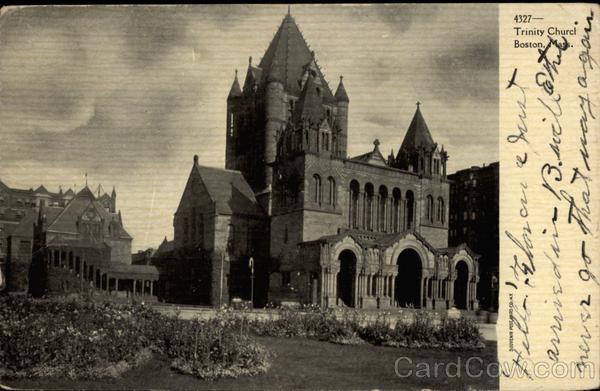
[405,191,414,230]
[379,185,388,232]
[392,188,401,233]
[426,195,434,223]
[313,174,321,204]
[349,180,360,229]
[327,177,336,206]
[365,183,374,231]
[437,197,445,223]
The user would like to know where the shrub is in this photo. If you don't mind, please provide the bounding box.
[0,295,271,380]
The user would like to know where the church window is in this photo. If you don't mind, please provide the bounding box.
[426,195,434,223]
[392,188,401,233]
[197,213,204,246]
[471,211,477,220]
[433,159,440,174]
[349,180,360,229]
[365,183,374,231]
[227,224,235,252]
[328,177,336,206]
[229,113,234,137]
[313,174,322,204]
[437,197,445,223]
[405,191,414,230]
[463,211,468,221]
[379,186,388,232]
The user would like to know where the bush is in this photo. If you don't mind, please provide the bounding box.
[0,295,271,380]
[248,306,483,351]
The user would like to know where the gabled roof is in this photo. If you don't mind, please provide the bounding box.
[258,13,335,102]
[156,237,175,254]
[193,164,265,217]
[399,105,436,154]
[76,186,96,199]
[351,140,388,167]
[46,190,131,240]
[34,185,51,195]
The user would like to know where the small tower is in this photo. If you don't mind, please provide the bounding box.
[393,102,445,177]
[226,69,242,170]
[334,76,349,158]
[110,186,117,213]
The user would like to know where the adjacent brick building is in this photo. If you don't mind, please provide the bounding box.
[163,11,481,311]
[1,180,159,301]
[1,180,77,292]
[448,162,499,310]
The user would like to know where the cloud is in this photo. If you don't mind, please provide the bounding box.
[362,114,397,128]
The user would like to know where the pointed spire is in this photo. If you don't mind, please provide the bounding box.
[227,69,242,100]
[399,102,435,153]
[111,185,116,197]
[335,75,349,102]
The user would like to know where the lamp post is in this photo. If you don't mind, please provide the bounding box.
[249,256,254,309]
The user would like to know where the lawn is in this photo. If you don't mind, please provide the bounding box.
[3,337,499,390]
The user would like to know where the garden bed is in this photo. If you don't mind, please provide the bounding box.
[0,295,271,381]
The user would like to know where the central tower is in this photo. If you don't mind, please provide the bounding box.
[225,10,349,213]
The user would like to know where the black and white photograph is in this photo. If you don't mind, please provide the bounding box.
[0,4,511,390]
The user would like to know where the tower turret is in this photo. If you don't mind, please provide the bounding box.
[334,75,349,157]
[110,186,117,213]
[226,70,242,170]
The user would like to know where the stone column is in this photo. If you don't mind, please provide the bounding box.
[390,275,396,306]
[358,192,364,230]
[374,195,379,232]
[150,280,154,297]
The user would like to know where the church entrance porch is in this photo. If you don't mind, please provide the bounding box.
[336,250,357,307]
[394,249,422,308]
[297,231,479,312]
[454,260,469,310]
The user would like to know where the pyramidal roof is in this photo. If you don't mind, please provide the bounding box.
[257,13,335,102]
[227,70,242,99]
[335,76,349,102]
[295,74,323,123]
[399,104,436,153]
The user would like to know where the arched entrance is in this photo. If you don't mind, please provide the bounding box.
[395,249,422,308]
[454,261,469,309]
[337,250,357,307]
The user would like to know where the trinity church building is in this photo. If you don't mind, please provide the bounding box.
[171,12,479,311]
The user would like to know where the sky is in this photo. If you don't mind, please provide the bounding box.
[0,4,498,251]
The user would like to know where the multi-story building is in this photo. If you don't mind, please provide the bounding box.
[167,11,480,310]
[448,162,499,310]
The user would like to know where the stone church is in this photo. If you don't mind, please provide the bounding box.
[174,11,479,310]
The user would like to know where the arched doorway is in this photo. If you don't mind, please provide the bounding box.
[454,261,469,309]
[395,249,422,308]
[337,250,357,307]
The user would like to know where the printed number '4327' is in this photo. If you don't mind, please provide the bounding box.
[514,15,532,23]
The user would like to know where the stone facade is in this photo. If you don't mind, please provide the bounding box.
[163,11,479,311]
[219,11,478,310]
[162,157,270,307]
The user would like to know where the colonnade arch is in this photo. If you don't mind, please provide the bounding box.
[347,180,415,233]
